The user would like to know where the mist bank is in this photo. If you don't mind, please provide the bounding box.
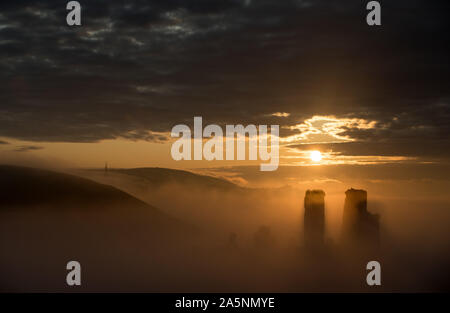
[78,167,450,292]
[0,165,449,291]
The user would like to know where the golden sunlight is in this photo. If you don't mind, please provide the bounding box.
[310,150,322,162]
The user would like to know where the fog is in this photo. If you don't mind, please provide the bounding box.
[79,169,450,292]
[1,165,449,292]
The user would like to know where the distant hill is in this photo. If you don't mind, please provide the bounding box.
[91,167,243,192]
[114,167,241,190]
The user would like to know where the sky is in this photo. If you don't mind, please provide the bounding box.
[0,0,449,187]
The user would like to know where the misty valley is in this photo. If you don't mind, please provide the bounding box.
[0,165,449,292]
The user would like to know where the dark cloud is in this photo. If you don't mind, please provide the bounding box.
[0,0,449,159]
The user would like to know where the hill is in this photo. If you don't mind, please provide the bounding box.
[109,167,241,191]
[0,165,196,292]
[1,165,166,210]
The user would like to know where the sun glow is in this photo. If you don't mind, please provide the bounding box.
[310,150,322,162]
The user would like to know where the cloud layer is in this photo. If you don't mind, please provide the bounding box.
[0,0,449,161]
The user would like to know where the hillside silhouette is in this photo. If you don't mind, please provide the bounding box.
[0,165,197,292]
[1,165,173,211]
[87,167,242,191]
[117,168,239,190]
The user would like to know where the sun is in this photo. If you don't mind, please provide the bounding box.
[310,150,322,162]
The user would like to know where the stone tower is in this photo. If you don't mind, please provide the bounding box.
[342,188,379,247]
[304,189,325,249]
